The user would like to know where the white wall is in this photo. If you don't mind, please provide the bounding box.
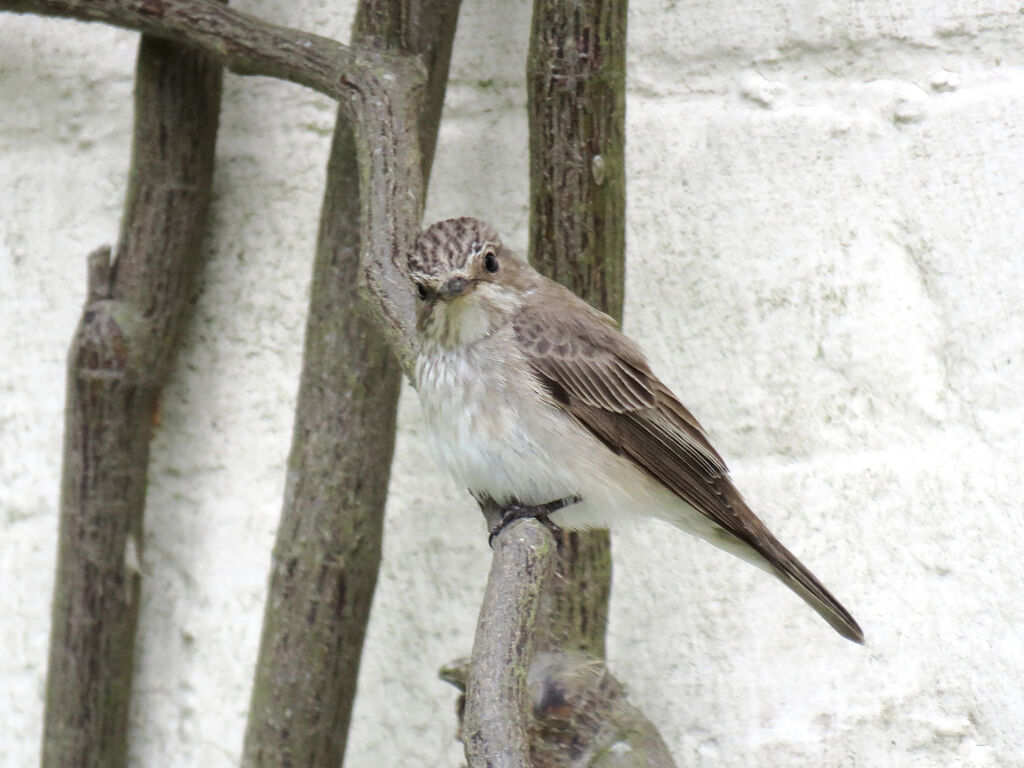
[3,1,1023,765]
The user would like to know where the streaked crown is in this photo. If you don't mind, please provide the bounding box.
[408,217,502,281]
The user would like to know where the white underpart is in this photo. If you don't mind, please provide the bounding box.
[414,293,723,541]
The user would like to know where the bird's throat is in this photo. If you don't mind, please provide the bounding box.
[425,286,520,348]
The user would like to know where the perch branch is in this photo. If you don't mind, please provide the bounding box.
[453,0,677,764]
[464,519,555,768]
[241,1,460,765]
[41,33,222,768]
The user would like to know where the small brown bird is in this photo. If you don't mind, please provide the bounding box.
[408,217,863,643]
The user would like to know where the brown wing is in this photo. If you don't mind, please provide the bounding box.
[513,292,728,474]
[513,286,864,643]
[513,288,738,529]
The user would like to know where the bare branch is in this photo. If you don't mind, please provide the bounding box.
[241,2,460,765]
[2,0,426,365]
[520,0,675,761]
[41,34,222,768]
[345,69,422,366]
[5,0,372,97]
[4,4,434,766]
[526,0,626,658]
[464,519,555,768]
[457,1,677,764]
[528,0,627,320]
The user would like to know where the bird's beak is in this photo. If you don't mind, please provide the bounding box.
[438,276,472,301]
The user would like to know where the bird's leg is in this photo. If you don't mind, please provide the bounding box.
[487,495,581,548]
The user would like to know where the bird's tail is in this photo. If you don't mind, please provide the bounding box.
[760,538,864,644]
[707,522,865,643]
[691,484,865,644]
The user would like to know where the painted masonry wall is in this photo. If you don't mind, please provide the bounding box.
[2,1,1023,765]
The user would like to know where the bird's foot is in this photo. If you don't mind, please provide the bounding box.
[488,495,581,548]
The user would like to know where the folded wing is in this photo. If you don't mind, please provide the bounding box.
[513,287,864,643]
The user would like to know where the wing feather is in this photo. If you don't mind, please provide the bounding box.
[512,286,864,643]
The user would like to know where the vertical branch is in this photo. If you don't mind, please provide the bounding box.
[459,3,674,764]
[459,4,646,764]
[241,2,459,766]
[526,0,626,660]
[42,35,221,768]
[346,69,425,367]
[0,0,427,362]
[528,0,626,321]
[523,0,676,763]
[463,520,555,768]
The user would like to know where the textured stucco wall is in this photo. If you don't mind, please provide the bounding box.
[2,1,1023,766]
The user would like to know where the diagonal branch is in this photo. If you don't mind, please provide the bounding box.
[2,0,425,366]
[6,0,374,96]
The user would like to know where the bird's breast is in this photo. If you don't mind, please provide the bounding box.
[414,338,581,505]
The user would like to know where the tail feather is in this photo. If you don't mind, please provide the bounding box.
[768,546,864,643]
[708,525,864,643]
[705,485,865,644]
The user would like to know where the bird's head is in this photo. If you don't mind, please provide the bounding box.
[408,218,534,347]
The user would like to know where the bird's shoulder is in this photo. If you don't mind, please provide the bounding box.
[512,279,727,471]
[511,281,656,413]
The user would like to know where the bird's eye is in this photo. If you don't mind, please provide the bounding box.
[416,283,428,300]
[484,251,499,273]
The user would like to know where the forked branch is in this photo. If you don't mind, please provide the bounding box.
[4,0,426,365]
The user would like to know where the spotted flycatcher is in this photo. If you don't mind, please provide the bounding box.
[408,217,863,643]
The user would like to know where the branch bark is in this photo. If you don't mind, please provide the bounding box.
[528,0,626,320]
[526,0,624,661]
[3,0,425,366]
[464,519,556,768]
[524,2,675,763]
[41,34,222,768]
[241,2,459,766]
[5,0,671,764]
[5,0,373,97]
[4,2,436,765]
